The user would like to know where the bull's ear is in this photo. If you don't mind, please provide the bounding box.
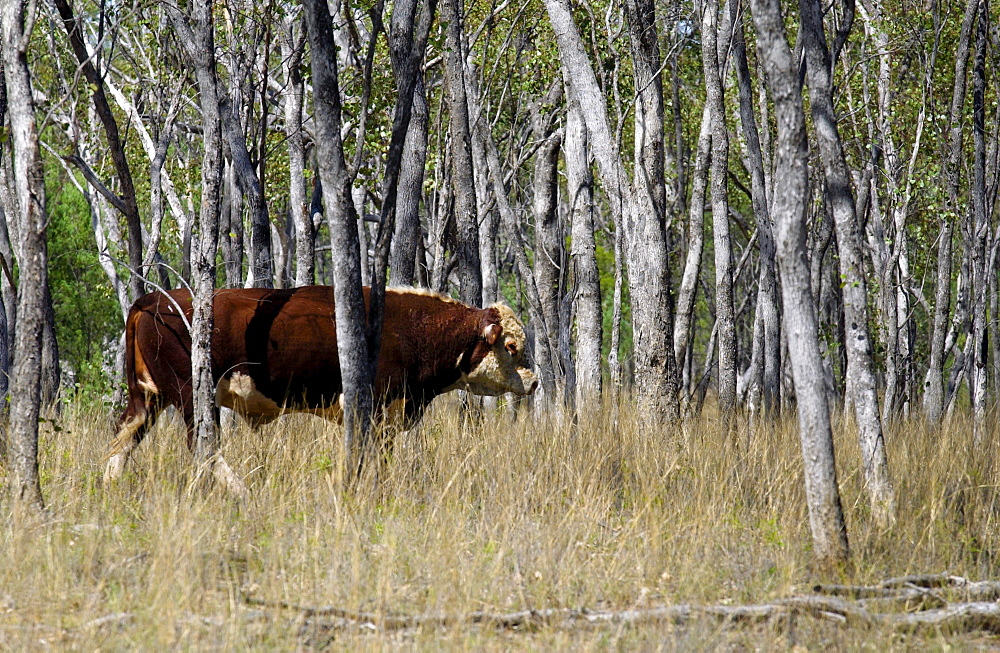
[484,323,503,345]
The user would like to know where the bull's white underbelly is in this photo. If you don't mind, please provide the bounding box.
[216,372,344,425]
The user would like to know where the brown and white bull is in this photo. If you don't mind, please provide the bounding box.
[104,286,538,484]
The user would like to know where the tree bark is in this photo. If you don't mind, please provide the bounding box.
[366,0,436,399]
[924,0,978,424]
[730,0,780,419]
[565,77,602,407]
[441,0,482,305]
[388,0,430,288]
[305,0,375,476]
[546,0,679,420]
[281,14,313,287]
[702,0,737,420]
[751,0,850,568]
[1,2,47,509]
[533,133,564,401]
[801,0,894,523]
[166,0,229,485]
[674,107,711,404]
[221,96,273,288]
[969,0,989,443]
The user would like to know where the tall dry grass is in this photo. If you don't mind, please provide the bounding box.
[1,395,998,649]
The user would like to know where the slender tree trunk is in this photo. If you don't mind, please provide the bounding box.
[1,1,47,509]
[366,0,435,412]
[441,0,481,305]
[970,0,989,443]
[305,0,375,477]
[924,0,978,424]
[801,0,894,523]
[388,0,430,288]
[533,133,564,401]
[467,69,558,399]
[144,128,172,289]
[282,15,313,287]
[565,77,602,407]
[751,0,849,568]
[166,0,246,495]
[547,0,679,420]
[730,0,780,419]
[221,96,273,288]
[53,0,144,300]
[389,78,428,288]
[702,0,737,419]
[0,189,15,411]
[674,107,711,404]
[472,105,498,305]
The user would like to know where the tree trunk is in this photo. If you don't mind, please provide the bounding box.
[366,0,435,407]
[730,0,780,419]
[1,1,47,509]
[305,0,375,477]
[924,0,978,424]
[388,0,430,288]
[166,0,244,495]
[969,0,989,443]
[565,77,602,407]
[441,0,481,306]
[533,133,564,401]
[546,0,679,420]
[702,0,737,420]
[751,0,849,568]
[221,96,273,288]
[469,64,497,307]
[282,15,313,287]
[466,69,559,399]
[674,107,711,405]
[801,0,894,523]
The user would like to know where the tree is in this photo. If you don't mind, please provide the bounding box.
[751,0,849,567]
[2,0,47,510]
[565,75,602,408]
[441,0,482,306]
[167,0,244,496]
[281,10,312,288]
[546,0,679,421]
[729,0,779,420]
[800,0,894,522]
[52,0,144,302]
[388,0,431,289]
[304,0,375,477]
[702,0,737,420]
[923,0,979,424]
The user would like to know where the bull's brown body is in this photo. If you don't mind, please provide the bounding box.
[104,286,537,483]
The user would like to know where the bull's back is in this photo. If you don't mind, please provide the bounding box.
[126,286,461,410]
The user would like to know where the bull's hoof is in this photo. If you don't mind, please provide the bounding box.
[103,453,128,486]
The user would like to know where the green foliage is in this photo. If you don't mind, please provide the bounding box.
[595,238,632,368]
[45,165,121,403]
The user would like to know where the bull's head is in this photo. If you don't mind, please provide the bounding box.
[455,303,539,396]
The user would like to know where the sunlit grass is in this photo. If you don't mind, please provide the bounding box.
[1,395,997,648]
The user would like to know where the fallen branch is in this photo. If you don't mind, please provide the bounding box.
[244,574,1000,636]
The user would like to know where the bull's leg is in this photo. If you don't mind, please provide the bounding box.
[104,394,162,484]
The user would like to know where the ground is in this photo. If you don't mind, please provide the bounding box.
[1,396,998,649]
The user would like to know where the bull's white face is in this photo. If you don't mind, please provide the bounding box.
[452,303,539,396]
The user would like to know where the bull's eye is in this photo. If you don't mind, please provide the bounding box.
[506,341,518,357]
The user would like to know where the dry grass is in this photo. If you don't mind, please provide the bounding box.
[1,395,999,649]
